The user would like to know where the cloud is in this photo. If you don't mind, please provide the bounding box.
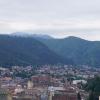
[0,0,100,40]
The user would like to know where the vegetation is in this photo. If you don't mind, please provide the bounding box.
[84,76,100,100]
[40,36,100,67]
[14,70,36,78]
[77,92,81,100]
[0,35,100,67]
[0,35,72,67]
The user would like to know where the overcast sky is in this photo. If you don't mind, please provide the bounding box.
[0,0,100,40]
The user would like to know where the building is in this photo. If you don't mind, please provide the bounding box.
[48,86,77,100]
[27,80,33,89]
[31,75,51,86]
[0,88,12,100]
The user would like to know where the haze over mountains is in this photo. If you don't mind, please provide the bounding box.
[11,32,53,39]
[0,33,100,67]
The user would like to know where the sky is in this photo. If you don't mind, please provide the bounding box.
[0,0,100,40]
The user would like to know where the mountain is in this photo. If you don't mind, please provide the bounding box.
[39,36,100,67]
[0,35,72,67]
[1,34,100,67]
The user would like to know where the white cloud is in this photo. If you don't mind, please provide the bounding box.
[0,0,100,40]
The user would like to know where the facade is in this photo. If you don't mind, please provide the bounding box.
[48,86,77,100]
[0,89,12,100]
[27,80,33,89]
[52,92,77,100]
[31,75,51,86]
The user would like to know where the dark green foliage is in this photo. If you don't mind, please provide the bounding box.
[85,77,100,92]
[1,35,100,67]
[77,92,81,100]
[85,77,100,100]
[39,36,100,67]
[14,71,36,78]
[88,91,94,100]
[0,35,72,66]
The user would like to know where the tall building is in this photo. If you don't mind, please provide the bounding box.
[27,80,33,89]
[48,86,55,100]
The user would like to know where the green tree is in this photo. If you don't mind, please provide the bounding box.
[77,92,81,100]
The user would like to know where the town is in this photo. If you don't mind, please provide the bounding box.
[0,65,99,100]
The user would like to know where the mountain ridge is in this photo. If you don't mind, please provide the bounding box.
[0,33,100,67]
[39,36,100,67]
[0,35,72,67]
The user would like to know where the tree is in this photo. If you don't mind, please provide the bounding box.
[77,92,81,100]
[84,76,100,100]
[88,91,94,100]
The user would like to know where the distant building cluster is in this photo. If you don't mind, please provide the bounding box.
[0,64,98,100]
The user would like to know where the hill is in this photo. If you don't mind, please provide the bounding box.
[0,35,72,67]
[39,36,100,67]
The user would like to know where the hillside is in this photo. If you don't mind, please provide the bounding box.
[1,34,100,67]
[0,35,72,67]
[39,36,100,67]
